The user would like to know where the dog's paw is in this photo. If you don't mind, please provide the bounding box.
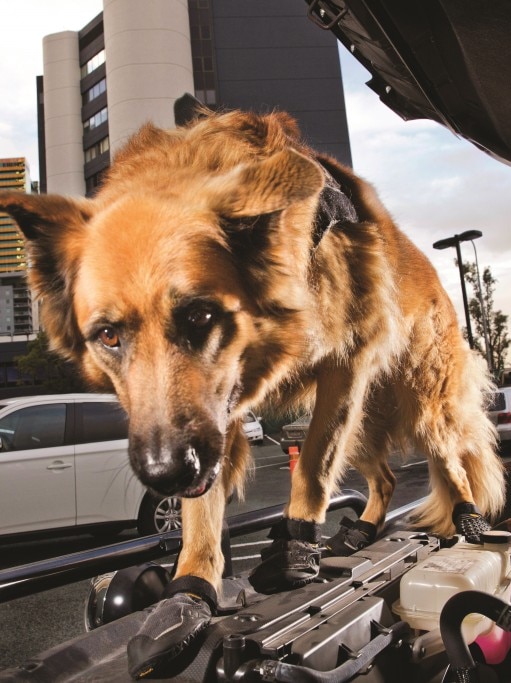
[249,537,321,594]
[127,593,211,679]
[127,576,216,679]
[453,502,492,544]
[323,516,377,557]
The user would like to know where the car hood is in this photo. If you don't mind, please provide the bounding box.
[305,0,511,165]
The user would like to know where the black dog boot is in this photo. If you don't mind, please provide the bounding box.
[323,516,377,557]
[249,517,321,594]
[127,576,216,679]
[453,502,492,544]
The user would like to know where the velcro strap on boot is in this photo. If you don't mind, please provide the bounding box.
[352,518,378,540]
[452,501,482,522]
[324,516,377,556]
[268,517,322,544]
[163,575,218,613]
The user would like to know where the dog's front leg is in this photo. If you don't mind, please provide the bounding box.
[174,483,227,585]
[288,357,384,518]
[127,423,250,679]
[127,483,226,679]
[250,357,380,594]
[127,429,242,680]
[289,360,391,558]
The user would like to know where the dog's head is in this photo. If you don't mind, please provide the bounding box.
[0,98,324,497]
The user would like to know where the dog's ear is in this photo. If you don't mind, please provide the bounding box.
[0,192,91,241]
[209,149,324,218]
[0,191,91,360]
[174,93,212,127]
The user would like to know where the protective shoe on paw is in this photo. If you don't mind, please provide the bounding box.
[249,537,321,594]
[323,516,377,556]
[453,502,492,544]
[127,592,212,679]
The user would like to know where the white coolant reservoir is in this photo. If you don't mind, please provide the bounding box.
[393,530,511,643]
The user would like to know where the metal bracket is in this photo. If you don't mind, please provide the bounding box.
[307,0,349,30]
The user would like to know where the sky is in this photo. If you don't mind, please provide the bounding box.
[0,1,510,330]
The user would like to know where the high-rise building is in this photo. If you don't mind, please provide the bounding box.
[37,0,351,196]
[0,158,37,335]
[0,158,31,274]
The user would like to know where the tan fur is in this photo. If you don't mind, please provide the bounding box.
[0,104,504,588]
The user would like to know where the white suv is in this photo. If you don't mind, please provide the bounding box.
[242,410,264,444]
[0,394,181,538]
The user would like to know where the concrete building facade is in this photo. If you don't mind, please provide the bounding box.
[37,0,351,195]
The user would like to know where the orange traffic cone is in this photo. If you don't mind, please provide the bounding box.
[289,445,300,474]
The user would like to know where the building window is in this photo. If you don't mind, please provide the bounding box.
[83,107,108,132]
[85,170,107,196]
[84,136,110,163]
[189,0,217,106]
[83,78,106,105]
[80,49,106,78]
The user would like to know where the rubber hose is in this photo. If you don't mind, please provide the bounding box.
[439,590,511,670]
[246,620,409,683]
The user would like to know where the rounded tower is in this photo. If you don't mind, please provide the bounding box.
[103,0,195,154]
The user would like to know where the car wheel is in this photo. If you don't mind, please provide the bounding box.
[137,493,182,536]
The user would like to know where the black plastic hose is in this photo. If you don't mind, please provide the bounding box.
[440,590,511,676]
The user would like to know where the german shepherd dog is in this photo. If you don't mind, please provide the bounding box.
[0,95,505,674]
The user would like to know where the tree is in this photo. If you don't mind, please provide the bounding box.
[14,331,86,392]
[461,261,510,378]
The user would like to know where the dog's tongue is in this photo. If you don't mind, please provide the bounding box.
[191,483,206,496]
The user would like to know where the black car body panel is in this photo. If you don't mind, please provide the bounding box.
[305,0,511,165]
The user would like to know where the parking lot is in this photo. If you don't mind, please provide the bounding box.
[0,437,430,671]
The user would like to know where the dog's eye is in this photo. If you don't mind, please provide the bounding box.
[98,327,120,349]
[172,300,223,350]
[187,306,214,329]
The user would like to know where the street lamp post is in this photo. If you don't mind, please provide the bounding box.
[432,230,483,351]
[469,239,493,372]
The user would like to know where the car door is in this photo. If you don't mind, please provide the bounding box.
[0,402,75,534]
[74,400,141,525]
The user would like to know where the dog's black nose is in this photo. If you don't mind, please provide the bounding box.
[140,459,197,496]
[129,434,201,496]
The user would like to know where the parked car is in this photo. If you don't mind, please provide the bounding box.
[488,387,511,452]
[0,395,267,540]
[0,393,181,539]
[242,410,264,444]
[280,414,310,454]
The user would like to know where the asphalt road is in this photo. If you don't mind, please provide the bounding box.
[0,439,430,672]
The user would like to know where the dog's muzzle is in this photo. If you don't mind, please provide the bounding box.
[129,427,224,498]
